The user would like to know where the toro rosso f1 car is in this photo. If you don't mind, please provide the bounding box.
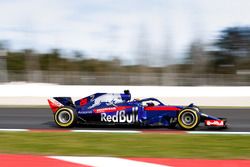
[48,90,227,130]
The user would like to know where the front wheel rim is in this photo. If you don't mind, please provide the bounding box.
[181,112,195,126]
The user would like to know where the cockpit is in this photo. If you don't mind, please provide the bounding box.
[135,98,165,107]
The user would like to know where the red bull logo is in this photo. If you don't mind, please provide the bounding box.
[101,110,138,123]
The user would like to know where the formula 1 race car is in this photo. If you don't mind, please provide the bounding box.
[48,90,227,130]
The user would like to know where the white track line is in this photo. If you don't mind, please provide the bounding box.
[188,131,250,135]
[49,156,170,167]
[71,130,141,133]
[1,128,250,135]
[0,129,28,132]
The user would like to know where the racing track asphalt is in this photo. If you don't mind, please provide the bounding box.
[0,107,249,132]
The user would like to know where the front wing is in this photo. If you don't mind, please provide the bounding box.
[200,113,227,128]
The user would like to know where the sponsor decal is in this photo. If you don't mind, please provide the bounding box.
[101,110,138,123]
[169,117,177,124]
[205,120,224,126]
[88,94,123,109]
[80,98,88,106]
[94,106,131,113]
[94,107,117,113]
[78,110,92,114]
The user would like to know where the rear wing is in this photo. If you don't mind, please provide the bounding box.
[48,97,74,113]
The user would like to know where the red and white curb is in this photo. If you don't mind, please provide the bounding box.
[1,154,250,167]
[1,128,250,135]
[188,131,250,135]
[50,156,168,167]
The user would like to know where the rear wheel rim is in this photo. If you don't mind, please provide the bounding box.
[58,110,72,124]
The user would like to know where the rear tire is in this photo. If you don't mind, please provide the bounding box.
[177,108,200,130]
[54,107,77,128]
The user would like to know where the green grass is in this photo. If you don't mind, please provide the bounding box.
[0,132,250,159]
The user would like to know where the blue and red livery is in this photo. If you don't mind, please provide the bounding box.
[48,90,227,130]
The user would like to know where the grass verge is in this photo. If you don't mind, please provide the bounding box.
[0,132,250,159]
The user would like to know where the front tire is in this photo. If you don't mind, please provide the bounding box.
[177,108,200,130]
[54,107,77,128]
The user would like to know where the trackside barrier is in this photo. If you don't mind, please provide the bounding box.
[0,83,250,106]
